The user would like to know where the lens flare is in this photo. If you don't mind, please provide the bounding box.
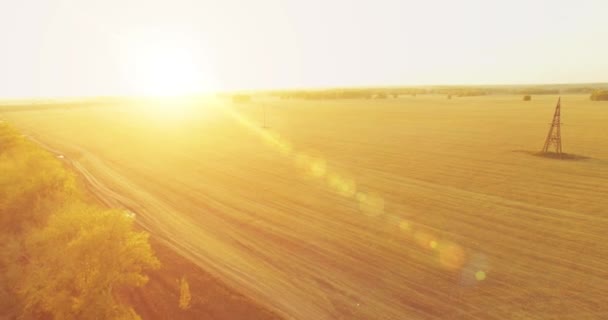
[357,192,385,216]
[399,220,412,232]
[225,107,476,278]
[414,231,435,249]
[310,159,327,178]
[438,243,466,270]
[326,173,357,197]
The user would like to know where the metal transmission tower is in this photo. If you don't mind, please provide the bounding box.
[541,97,563,155]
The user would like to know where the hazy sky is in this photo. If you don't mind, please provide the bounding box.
[1,0,607,97]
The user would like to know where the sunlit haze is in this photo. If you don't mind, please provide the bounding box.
[1,0,607,97]
[1,1,608,319]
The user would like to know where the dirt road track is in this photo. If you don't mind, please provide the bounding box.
[28,137,307,319]
[25,136,284,320]
[28,134,608,320]
[25,136,463,320]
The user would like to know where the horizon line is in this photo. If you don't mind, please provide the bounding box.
[1,81,607,101]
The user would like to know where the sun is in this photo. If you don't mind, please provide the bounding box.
[123,34,218,97]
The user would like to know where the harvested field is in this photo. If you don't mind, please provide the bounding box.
[2,94,607,319]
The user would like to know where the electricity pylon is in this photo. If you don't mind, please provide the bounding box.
[541,97,562,155]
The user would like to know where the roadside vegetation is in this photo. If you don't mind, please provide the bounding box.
[590,90,608,101]
[0,123,159,319]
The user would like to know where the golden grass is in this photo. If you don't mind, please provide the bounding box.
[2,94,608,319]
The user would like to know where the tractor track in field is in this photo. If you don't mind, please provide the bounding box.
[26,133,608,320]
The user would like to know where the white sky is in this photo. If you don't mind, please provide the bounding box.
[1,0,607,97]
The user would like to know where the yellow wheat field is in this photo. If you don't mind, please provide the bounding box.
[2,94,607,319]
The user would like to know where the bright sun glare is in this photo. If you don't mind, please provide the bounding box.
[124,34,218,97]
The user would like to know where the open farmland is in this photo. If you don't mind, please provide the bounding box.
[1,94,608,319]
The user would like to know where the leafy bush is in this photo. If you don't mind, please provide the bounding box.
[590,90,608,101]
[21,204,159,319]
[0,143,76,233]
[0,123,159,319]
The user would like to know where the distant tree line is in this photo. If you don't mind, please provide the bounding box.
[557,87,596,94]
[590,90,608,101]
[0,124,159,319]
[214,84,608,103]
[515,88,560,95]
[273,88,425,100]
[427,88,488,97]
[272,87,490,100]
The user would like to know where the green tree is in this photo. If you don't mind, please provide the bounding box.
[590,90,608,101]
[0,138,76,234]
[0,234,24,317]
[19,204,160,319]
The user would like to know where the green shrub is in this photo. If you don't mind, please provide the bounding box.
[590,90,608,101]
[0,123,159,319]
